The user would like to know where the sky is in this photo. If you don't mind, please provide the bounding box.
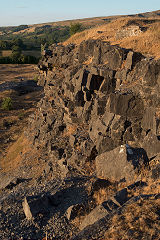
[0,0,159,27]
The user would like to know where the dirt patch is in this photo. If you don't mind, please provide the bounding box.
[0,64,43,170]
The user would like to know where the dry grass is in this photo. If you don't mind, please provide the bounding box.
[13,26,36,35]
[0,134,27,172]
[0,131,46,179]
[97,176,160,240]
[0,64,37,84]
[64,17,160,59]
[0,50,12,57]
[104,198,160,240]
[114,21,160,59]
[63,124,77,137]
[93,186,117,205]
[0,64,43,174]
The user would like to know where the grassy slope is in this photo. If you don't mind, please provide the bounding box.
[0,9,159,41]
[64,16,160,59]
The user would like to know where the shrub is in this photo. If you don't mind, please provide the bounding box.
[69,23,82,36]
[33,75,39,82]
[1,97,13,110]
[18,112,24,119]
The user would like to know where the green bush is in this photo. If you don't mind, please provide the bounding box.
[69,23,82,35]
[1,97,13,110]
[18,112,25,119]
[33,75,39,82]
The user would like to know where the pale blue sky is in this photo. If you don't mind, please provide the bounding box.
[0,0,159,27]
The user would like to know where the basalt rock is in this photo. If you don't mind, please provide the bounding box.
[96,144,149,182]
[1,39,160,240]
[27,39,160,178]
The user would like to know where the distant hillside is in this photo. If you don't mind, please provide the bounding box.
[0,9,160,61]
[0,9,159,48]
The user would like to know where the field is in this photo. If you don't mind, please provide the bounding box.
[0,50,40,58]
[0,50,12,57]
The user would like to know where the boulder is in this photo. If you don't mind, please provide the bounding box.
[143,61,160,87]
[109,93,144,118]
[142,132,160,158]
[142,107,156,133]
[22,194,54,220]
[0,175,27,190]
[22,197,33,220]
[96,144,149,182]
[151,163,160,180]
[66,202,88,221]
[79,204,109,230]
[0,174,15,190]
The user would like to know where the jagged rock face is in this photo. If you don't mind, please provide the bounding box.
[27,39,160,180]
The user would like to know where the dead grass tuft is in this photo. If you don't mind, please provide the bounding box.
[93,186,116,205]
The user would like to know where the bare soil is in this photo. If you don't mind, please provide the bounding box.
[0,64,43,170]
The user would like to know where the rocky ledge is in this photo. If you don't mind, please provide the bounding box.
[0,40,160,239]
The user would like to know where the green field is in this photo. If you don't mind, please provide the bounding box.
[0,50,40,58]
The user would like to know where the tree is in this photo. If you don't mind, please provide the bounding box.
[69,23,82,36]
[11,38,25,49]
[0,40,7,49]
[11,45,22,63]
[1,97,12,110]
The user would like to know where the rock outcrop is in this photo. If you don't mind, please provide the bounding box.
[0,39,160,240]
[27,39,160,180]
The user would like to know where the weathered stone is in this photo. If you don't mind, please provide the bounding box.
[113,188,128,205]
[22,197,33,220]
[57,159,68,178]
[97,136,115,154]
[0,174,15,190]
[22,194,54,220]
[125,51,134,70]
[141,132,160,158]
[79,204,109,230]
[109,93,144,118]
[86,74,104,91]
[143,61,160,87]
[89,118,107,143]
[116,25,143,40]
[115,69,128,82]
[96,145,149,182]
[27,39,160,190]
[66,203,87,221]
[151,163,160,180]
[75,91,85,107]
[142,107,156,133]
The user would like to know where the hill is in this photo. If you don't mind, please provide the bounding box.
[0,9,160,51]
[64,16,160,59]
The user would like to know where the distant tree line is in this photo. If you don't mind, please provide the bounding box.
[0,23,84,50]
[0,39,39,64]
[0,55,39,64]
[0,23,84,64]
